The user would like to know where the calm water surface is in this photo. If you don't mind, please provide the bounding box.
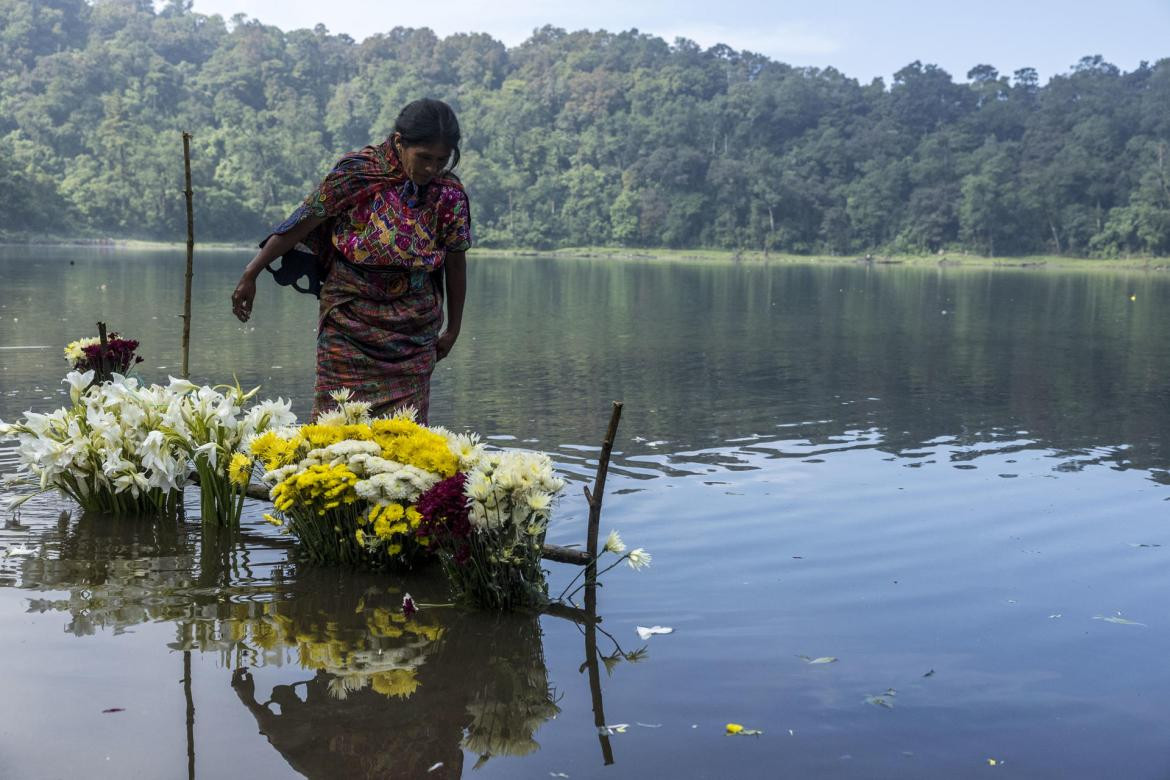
[2,248,1170,778]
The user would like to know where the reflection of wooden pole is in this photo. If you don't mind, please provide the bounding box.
[584,402,623,588]
[585,584,615,765]
[181,131,194,379]
[183,649,195,780]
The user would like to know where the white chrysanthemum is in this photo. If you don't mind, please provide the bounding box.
[604,530,626,554]
[329,388,354,404]
[626,548,652,571]
[322,440,381,462]
[525,491,552,513]
[262,464,299,486]
[464,471,493,502]
[314,409,347,426]
[340,400,372,423]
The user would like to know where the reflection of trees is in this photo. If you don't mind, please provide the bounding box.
[443,262,1170,479]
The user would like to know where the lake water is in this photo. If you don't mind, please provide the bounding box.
[2,247,1170,778]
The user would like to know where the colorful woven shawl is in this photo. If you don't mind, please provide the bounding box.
[266,140,464,283]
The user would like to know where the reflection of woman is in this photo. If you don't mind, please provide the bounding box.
[229,571,558,779]
[231,98,471,423]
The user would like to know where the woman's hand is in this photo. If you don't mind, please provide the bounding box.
[232,275,257,322]
[436,329,458,361]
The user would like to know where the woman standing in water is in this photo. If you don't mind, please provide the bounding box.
[230,98,471,423]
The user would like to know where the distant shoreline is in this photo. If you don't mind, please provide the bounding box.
[3,238,1166,271]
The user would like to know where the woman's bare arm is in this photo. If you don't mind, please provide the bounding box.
[436,250,466,360]
[231,216,325,322]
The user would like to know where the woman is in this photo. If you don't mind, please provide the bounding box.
[231,98,471,424]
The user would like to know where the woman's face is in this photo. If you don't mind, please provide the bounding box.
[394,134,452,186]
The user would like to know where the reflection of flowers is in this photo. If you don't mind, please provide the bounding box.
[231,601,445,701]
[463,646,561,764]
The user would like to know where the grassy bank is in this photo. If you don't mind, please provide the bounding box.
[4,235,1167,271]
[486,246,1170,271]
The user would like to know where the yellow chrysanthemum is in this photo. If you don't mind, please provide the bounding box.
[228,452,253,487]
[370,669,419,699]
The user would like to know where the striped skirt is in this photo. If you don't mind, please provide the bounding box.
[313,260,442,423]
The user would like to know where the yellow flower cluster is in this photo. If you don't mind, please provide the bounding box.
[371,418,459,477]
[272,463,359,515]
[249,430,305,472]
[356,502,428,555]
[63,337,100,365]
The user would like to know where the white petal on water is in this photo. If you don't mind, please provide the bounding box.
[635,722,662,728]
[635,625,673,640]
[427,762,443,773]
[1093,615,1147,626]
[798,655,838,664]
[597,724,629,735]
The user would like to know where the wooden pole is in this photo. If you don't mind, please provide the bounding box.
[181,131,194,379]
[584,402,623,588]
[96,321,109,383]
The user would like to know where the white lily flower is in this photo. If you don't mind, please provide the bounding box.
[62,370,95,403]
[194,441,219,469]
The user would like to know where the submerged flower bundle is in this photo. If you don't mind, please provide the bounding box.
[254,404,462,567]
[162,380,296,527]
[253,403,573,608]
[0,371,193,514]
[422,449,566,609]
[0,364,296,522]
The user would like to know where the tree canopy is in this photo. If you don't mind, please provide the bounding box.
[1,0,1167,256]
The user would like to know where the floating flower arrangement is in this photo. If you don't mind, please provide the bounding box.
[1,338,650,610]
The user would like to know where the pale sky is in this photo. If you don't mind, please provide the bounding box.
[183,0,1170,84]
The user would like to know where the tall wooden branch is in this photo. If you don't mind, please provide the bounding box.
[181,131,195,379]
[585,401,623,588]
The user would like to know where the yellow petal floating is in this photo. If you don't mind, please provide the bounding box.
[726,723,743,734]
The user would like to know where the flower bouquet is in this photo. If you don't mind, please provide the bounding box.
[0,371,191,515]
[64,332,143,382]
[251,392,468,568]
[418,451,565,609]
[161,380,296,527]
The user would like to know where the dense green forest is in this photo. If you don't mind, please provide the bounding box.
[1,0,1168,256]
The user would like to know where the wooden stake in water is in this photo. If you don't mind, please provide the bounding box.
[181,131,195,379]
[584,401,623,588]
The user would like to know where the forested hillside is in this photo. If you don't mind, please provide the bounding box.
[2,0,1168,255]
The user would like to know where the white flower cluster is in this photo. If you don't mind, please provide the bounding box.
[462,450,566,532]
[0,370,296,511]
[166,380,296,468]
